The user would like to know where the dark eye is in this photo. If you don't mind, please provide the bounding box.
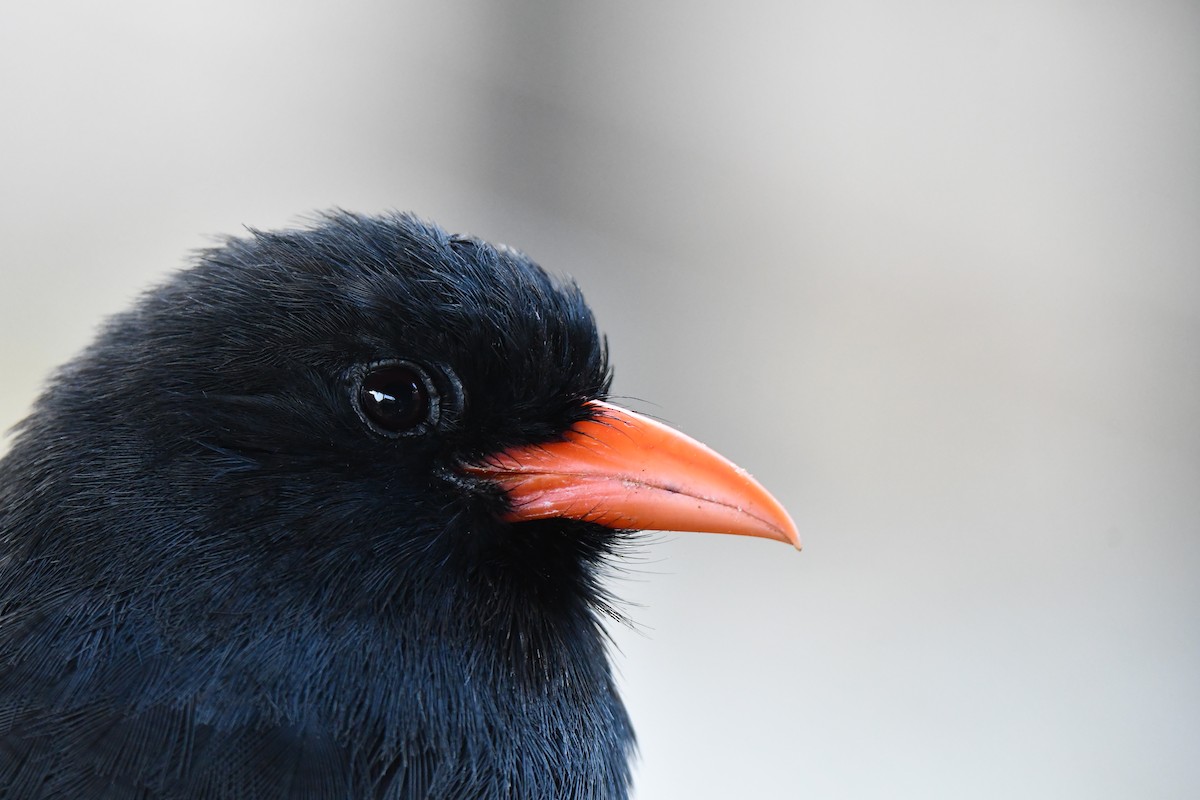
[356,362,437,436]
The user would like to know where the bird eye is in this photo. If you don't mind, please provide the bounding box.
[356,362,437,436]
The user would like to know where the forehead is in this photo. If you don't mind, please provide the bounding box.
[273,217,594,359]
[173,213,608,403]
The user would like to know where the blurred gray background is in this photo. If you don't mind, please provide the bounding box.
[2,1,1197,797]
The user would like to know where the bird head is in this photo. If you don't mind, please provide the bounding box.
[0,211,798,796]
[22,212,796,594]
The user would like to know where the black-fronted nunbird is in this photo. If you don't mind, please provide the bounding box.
[0,212,798,799]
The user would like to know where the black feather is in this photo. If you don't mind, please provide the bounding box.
[0,212,634,799]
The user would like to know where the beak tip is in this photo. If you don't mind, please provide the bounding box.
[780,524,803,552]
[758,501,801,551]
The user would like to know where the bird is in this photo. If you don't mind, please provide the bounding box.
[0,211,798,799]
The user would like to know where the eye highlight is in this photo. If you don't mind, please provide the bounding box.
[356,361,438,436]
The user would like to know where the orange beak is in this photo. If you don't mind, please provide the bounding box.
[462,401,800,549]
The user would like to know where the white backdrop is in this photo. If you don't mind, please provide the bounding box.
[2,2,1197,797]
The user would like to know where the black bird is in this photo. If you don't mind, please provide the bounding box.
[0,212,798,799]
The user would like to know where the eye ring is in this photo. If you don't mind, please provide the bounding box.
[354,360,440,437]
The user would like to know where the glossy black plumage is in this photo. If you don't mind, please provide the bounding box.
[0,213,634,798]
